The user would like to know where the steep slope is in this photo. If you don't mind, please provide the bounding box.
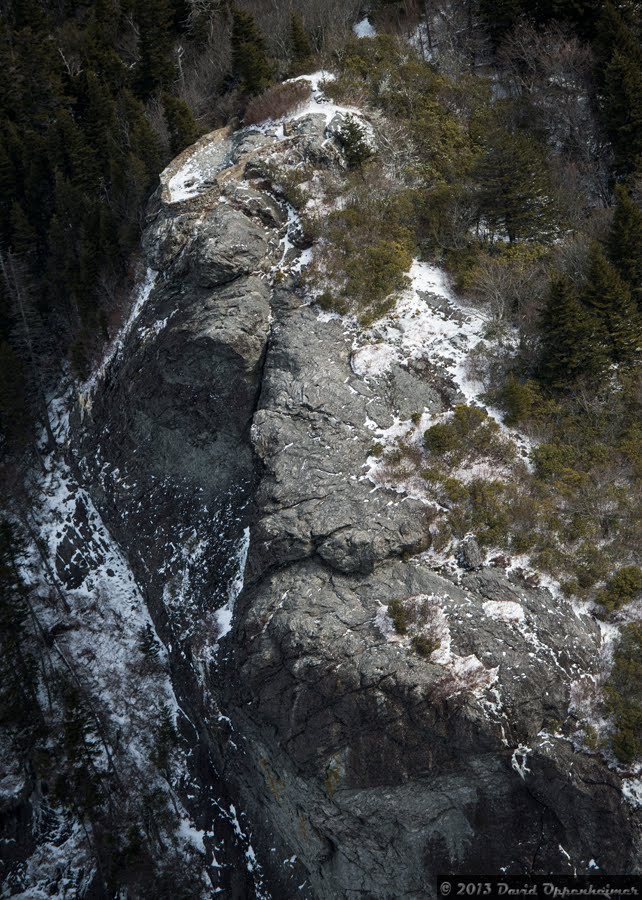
[68,79,640,897]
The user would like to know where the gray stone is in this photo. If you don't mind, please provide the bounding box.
[457,535,484,570]
[191,204,271,287]
[69,115,640,900]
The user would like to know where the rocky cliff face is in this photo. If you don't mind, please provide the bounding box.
[72,86,640,898]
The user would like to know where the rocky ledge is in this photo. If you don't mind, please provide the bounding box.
[74,84,640,898]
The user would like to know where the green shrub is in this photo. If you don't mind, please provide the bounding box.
[448,505,472,539]
[443,477,469,504]
[501,376,544,426]
[469,479,511,547]
[598,566,642,613]
[411,635,440,658]
[345,238,412,309]
[315,193,416,322]
[336,114,374,170]
[424,405,486,453]
[388,598,409,635]
[583,724,601,752]
[574,544,611,592]
[531,443,579,480]
[316,291,348,315]
[424,422,459,454]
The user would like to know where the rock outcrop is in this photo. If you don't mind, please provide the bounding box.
[73,105,640,899]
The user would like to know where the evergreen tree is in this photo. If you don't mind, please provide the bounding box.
[581,243,642,367]
[0,340,32,451]
[591,2,642,174]
[118,91,163,183]
[480,0,524,48]
[231,6,271,97]
[603,49,642,176]
[550,0,601,36]
[337,115,374,172]
[290,13,312,70]
[9,202,37,257]
[0,519,40,734]
[135,0,175,96]
[137,623,161,659]
[58,681,105,816]
[0,251,57,449]
[609,185,642,308]
[475,128,557,243]
[539,274,605,387]
[162,92,201,155]
[593,1,642,69]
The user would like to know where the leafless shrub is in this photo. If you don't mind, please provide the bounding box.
[421,0,490,75]
[177,18,232,126]
[145,95,171,159]
[368,111,419,181]
[466,253,549,335]
[244,81,312,125]
[499,21,611,206]
[239,0,361,56]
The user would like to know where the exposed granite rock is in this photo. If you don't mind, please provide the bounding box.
[457,536,484,571]
[191,205,271,287]
[71,117,641,899]
[221,277,637,898]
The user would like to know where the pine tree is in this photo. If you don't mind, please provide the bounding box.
[290,13,312,71]
[0,251,57,449]
[118,91,163,183]
[581,243,642,367]
[593,1,642,69]
[479,0,524,48]
[231,6,271,97]
[337,115,374,172]
[137,623,161,659]
[0,340,32,451]
[475,128,558,243]
[162,92,201,155]
[9,202,37,257]
[539,274,606,387]
[603,49,642,176]
[150,704,177,773]
[135,0,175,96]
[551,0,601,36]
[0,519,40,732]
[609,185,642,308]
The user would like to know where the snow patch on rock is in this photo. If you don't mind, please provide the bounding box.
[214,527,250,645]
[353,17,377,38]
[483,599,526,623]
[167,138,232,203]
[622,777,642,808]
[79,268,157,414]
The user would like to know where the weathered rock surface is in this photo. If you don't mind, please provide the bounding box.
[72,113,641,899]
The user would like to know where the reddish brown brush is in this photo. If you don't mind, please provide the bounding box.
[244,81,312,125]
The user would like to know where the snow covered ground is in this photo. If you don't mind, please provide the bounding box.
[167,138,232,203]
[166,70,372,210]
[9,433,223,894]
[353,17,377,38]
[351,260,486,390]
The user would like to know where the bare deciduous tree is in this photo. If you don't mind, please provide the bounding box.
[500,22,611,206]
